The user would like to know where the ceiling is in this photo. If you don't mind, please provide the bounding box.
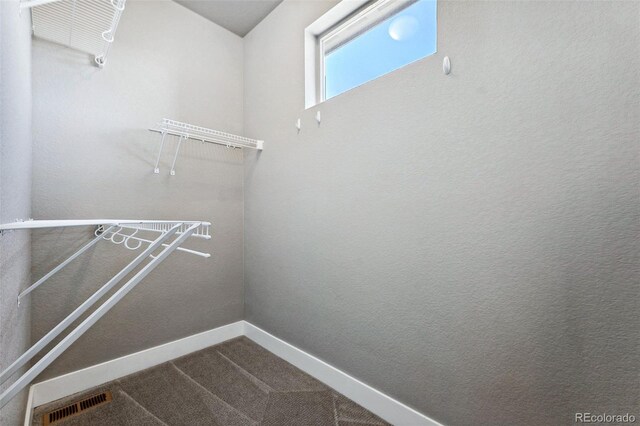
[175,0,284,37]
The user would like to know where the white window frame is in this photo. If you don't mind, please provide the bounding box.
[305,0,421,108]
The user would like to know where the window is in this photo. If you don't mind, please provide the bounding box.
[315,0,437,103]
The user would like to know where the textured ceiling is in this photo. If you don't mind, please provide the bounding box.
[175,0,284,37]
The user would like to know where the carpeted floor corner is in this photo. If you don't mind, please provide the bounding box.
[32,336,391,425]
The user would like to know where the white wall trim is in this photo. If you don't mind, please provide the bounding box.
[25,321,442,426]
[24,320,245,424]
[244,322,442,426]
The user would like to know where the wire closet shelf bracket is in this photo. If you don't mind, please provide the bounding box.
[150,118,264,175]
[0,218,211,409]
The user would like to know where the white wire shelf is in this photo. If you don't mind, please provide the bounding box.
[0,219,211,259]
[0,218,210,409]
[28,0,126,68]
[0,219,212,304]
[0,219,210,238]
[150,118,264,175]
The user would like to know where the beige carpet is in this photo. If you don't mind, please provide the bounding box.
[32,337,390,426]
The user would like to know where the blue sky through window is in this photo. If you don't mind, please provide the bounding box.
[324,0,437,100]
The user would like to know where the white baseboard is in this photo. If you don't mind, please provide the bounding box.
[24,321,245,425]
[25,320,442,426]
[244,323,442,426]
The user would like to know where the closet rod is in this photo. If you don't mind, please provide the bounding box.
[17,225,116,304]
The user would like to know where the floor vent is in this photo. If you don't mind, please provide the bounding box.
[44,391,112,425]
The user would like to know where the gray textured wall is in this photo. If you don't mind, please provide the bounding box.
[31,0,245,380]
[0,1,33,424]
[243,1,640,425]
